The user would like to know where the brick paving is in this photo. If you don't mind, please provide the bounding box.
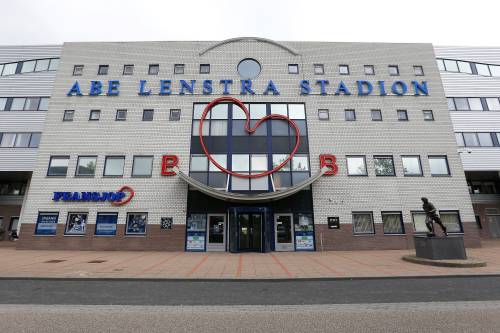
[0,241,498,279]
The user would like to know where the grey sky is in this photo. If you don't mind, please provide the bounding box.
[1,0,498,46]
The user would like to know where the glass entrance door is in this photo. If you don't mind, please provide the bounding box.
[238,213,262,252]
[206,214,226,251]
[274,214,294,251]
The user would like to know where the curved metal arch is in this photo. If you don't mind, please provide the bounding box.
[199,37,300,56]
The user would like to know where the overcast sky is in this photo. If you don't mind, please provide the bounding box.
[1,0,498,46]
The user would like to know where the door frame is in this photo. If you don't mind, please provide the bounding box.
[274,213,294,251]
[237,212,263,252]
[206,214,227,251]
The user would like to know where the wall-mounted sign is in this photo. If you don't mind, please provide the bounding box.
[35,212,59,236]
[186,233,205,251]
[65,213,87,235]
[52,186,134,206]
[295,234,314,250]
[161,217,173,230]
[95,213,118,236]
[328,216,340,229]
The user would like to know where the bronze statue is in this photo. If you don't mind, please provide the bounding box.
[421,197,447,237]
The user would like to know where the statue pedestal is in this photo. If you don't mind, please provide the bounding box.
[413,235,467,260]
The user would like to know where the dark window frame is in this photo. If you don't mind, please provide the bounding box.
[63,110,74,122]
[414,65,424,76]
[373,155,396,176]
[371,109,383,121]
[103,155,126,177]
[174,64,185,74]
[397,109,408,121]
[388,65,400,76]
[428,155,451,176]
[75,155,98,177]
[346,155,368,176]
[169,109,181,121]
[401,155,423,177]
[89,110,101,121]
[438,210,464,234]
[73,65,84,76]
[423,110,434,121]
[339,64,350,75]
[381,211,405,235]
[115,109,127,121]
[142,109,154,121]
[344,109,356,121]
[314,64,325,75]
[288,64,299,74]
[131,155,154,178]
[352,211,375,235]
[122,64,134,75]
[148,64,159,75]
[364,65,375,75]
[47,155,70,177]
[125,212,148,236]
[97,65,109,75]
[199,64,210,74]
[318,109,329,120]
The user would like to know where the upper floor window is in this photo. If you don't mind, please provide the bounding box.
[423,110,434,121]
[318,109,329,120]
[169,109,181,121]
[397,110,408,121]
[123,65,134,75]
[345,109,356,121]
[63,110,74,121]
[76,156,97,177]
[1,63,17,76]
[428,156,450,176]
[374,156,395,176]
[388,65,399,76]
[237,59,261,79]
[288,64,299,74]
[132,156,153,177]
[98,65,109,75]
[314,64,324,75]
[401,156,422,176]
[116,109,127,121]
[363,65,375,75]
[174,64,184,74]
[346,156,367,176]
[0,58,59,76]
[47,156,69,176]
[382,212,405,235]
[339,65,349,75]
[414,66,424,76]
[73,65,84,76]
[104,156,125,177]
[0,97,49,111]
[0,132,40,148]
[371,109,382,121]
[352,212,375,235]
[89,110,100,121]
[200,64,210,74]
[476,63,491,76]
[142,109,154,121]
[148,64,159,75]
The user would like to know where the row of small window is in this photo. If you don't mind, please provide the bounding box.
[323,109,434,122]
[0,58,59,77]
[47,155,154,177]
[0,182,27,196]
[193,103,306,120]
[0,97,49,111]
[0,132,41,148]
[346,155,450,176]
[63,109,181,122]
[437,58,500,77]
[74,64,204,76]
[352,211,463,235]
[307,64,424,76]
[447,97,500,111]
[455,132,500,147]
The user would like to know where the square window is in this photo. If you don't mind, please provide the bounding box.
[345,109,356,121]
[63,110,74,121]
[413,66,424,76]
[0,133,16,147]
[65,213,88,236]
[429,156,450,176]
[388,65,399,76]
[463,133,479,147]
[486,98,500,111]
[444,60,458,72]
[200,64,210,74]
[382,212,404,234]
[231,175,249,191]
[76,156,97,176]
[454,98,470,111]
[364,65,375,75]
[190,155,208,171]
[21,60,36,73]
[104,156,125,176]
[169,109,181,121]
[455,133,465,147]
[423,110,434,121]
[98,65,109,75]
[347,156,367,176]
[288,64,299,74]
[11,98,26,110]
[232,154,250,172]
[39,98,49,111]
[371,109,382,121]
[35,212,59,236]
[288,104,305,119]
[48,156,69,176]
[49,58,59,71]
[89,110,100,121]
[123,64,134,75]
[29,133,41,147]
[174,64,185,74]
[148,64,159,75]
[318,109,329,120]
[208,154,227,171]
[210,120,227,136]
[116,109,127,121]
[352,212,375,235]
[272,154,291,171]
[142,109,154,121]
[251,154,268,171]
[292,155,309,171]
[132,156,153,177]
[73,65,84,76]
[35,59,50,71]
[439,211,463,233]
[476,63,491,76]
[477,133,493,147]
[314,64,324,75]
[402,156,422,176]
[457,61,472,74]
[125,213,147,235]
[339,65,349,75]
[468,98,483,111]
[0,98,7,110]
[447,98,456,111]
[251,175,268,191]
[397,110,408,121]
[490,65,500,77]
[2,63,17,76]
[374,156,395,176]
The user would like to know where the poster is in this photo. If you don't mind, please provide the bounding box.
[65,213,87,235]
[295,234,314,250]
[95,213,118,236]
[126,213,147,235]
[186,232,205,251]
[35,212,59,236]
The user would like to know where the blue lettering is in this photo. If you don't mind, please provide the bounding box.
[203,80,213,95]
[62,192,72,201]
[357,80,373,96]
[391,81,408,95]
[91,192,100,202]
[300,80,311,95]
[159,80,171,95]
[378,81,387,96]
[116,192,126,200]
[411,81,428,95]
[263,80,279,95]
[52,192,63,201]
[316,80,330,95]
[220,80,233,95]
[67,81,83,96]
[180,80,195,95]
[89,81,103,96]
[240,80,255,95]
[82,192,92,201]
[71,192,81,201]
[139,80,151,96]
[335,81,351,95]
[107,80,120,96]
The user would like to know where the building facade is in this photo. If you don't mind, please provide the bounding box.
[11,38,481,252]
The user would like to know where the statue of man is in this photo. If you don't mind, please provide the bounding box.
[421,197,447,236]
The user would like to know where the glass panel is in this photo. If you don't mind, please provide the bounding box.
[457,61,472,74]
[232,104,247,119]
[192,120,209,136]
[0,133,16,147]
[2,63,17,76]
[270,104,288,116]
[49,157,69,176]
[314,64,324,74]
[412,212,428,233]
[104,157,125,176]
[148,64,159,75]
[187,214,206,232]
[10,98,26,111]
[440,212,462,233]
[249,120,267,136]
[447,98,456,110]
[208,172,227,188]
[402,157,422,175]
[35,59,50,71]
[0,98,7,111]
[490,65,500,77]
[125,213,147,235]
[14,133,31,147]
[237,59,261,79]
[276,215,292,243]
[318,109,329,120]
[190,155,208,171]
[455,133,465,146]
[293,120,307,136]
[24,97,40,110]
[209,154,227,171]
[90,110,100,120]
[142,110,154,121]
[382,213,404,234]
[210,104,228,119]
[288,104,305,119]
[132,156,153,176]
[65,213,87,235]
[251,154,268,171]
[292,156,309,171]
[292,172,309,184]
[468,98,483,110]
[29,132,41,147]
[371,110,382,121]
[64,110,74,121]
[436,59,445,71]
[38,98,49,111]
[364,65,375,75]
[271,119,289,136]
[463,133,479,146]
[250,175,268,190]
[345,110,356,120]
[454,98,469,110]
[374,157,395,176]
[477,133,493,146]
[295,213,313,232]
[208,216,225,243]
[397,110,407,120]
[423,110,434,120]
[210,120,227,136]
[273,172,291,188]
[232,154,250,172]
[231,175,249,190]
[272,154,291,171]
[414,66,424,75]
[288,64,299,74]
[77,156,97,176]
[352,213,374,234]
[193,104,207,119]
[429,157,449,175]
[443,60,458,72]
[347,157,366,175]
[0,64,3,75]
[21,60,36,73]
[232,120,249,136]
[339,65,349,74]
[49,58,59,70]
[476,63,491,76]
[250,104,266,119]
[388,65,399,75]
[486,98,500,111]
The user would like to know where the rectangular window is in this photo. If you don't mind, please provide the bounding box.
[468,98,483,111]
[116,109,127,121]
[11,98,26,111]
[288,64,299,74]
[374,156,395,176]
[455,133,465,147]
[76,156,97,176]
[24,97,40,110]
[49,58,59,71]
[169,109,181,121]
[190,155,208,171]
[89,110,100,121]
[0,98,7,111]
[397,110,408,121]
[388,65,399,76]
[447,98,456,111]
[29,132,41,147]
[21,60,36,73]
[65,213,88,235]
[457,61,472,74]
[132,156,153,177]
[486,98,500,111]
[2,63,17,76]
[371,109,382,121]
[142,109,154,121]
[47,156,69,176]
[174,64,184,74]
[14,133,31,147]
[444,60,458,72]
[35,59,50,71]
[436,59,445,71]
[346,156,367,176]
[63,110,74,121]
[35,212,59,236]
[148,64,159,75]
[345,109,356,121]
[98,65,109,75]
[463,133,479,147]
[73,65,84,76]
[104,156,125,176]
[0,133,16,147]
[352,212,375,235]
[402,156,422,176]
[95,213,118,236]
[428,156,450,176]
[477,132,493,146]
[200,64,210,74]
[454,98,469,110]
[39,98,49,111]
[490,65,500,77]
[339,65,349,75]
[423,110,434,120]
[318,109,329,120]
[439,211,463,233]
[364,65,375,75]
[412,212,428,233]
[476,63,491,76]
[125,213,147,235]
[413,66,424,76]
[314,64,324,75]
[210,120,228,136]
[123,64,134,75]
[382,212,404,234]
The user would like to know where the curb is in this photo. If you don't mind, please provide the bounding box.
[402,255,487,268]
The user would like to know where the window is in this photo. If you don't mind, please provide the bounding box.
[413,66,424,76]
[73,65,84,76]
[364,65,375,75]
[388,65,399,76]
[352,212,375,235]
[454,98,469,111]
[116,109,127,121]
[463,133,479,146]
[142,109,154,121]
[455,133,465,147]
[339,65,349,75]
[346,156,367,176]
[314,64,324,75]
[490,65,500,77]
[439,211,463,233]
[76,156,97,176]
[35,59,50,71]
[169,109,181,121]
[397,110,408,121]
[0,98,6,111]
[24,97,40,110]
[486,98,500,111]
[436,59,445,71]
[132,156,153,177]
[95,213,118,236]
[374,156,395,176]
[148,64,159,75]
[344,109,356,121]
[98,65,109,75]
[0,133,15,147]
[476,63,491,76]
[21,60,36,73]
[468,98,483,111]
[29,133,41,147]
[423,110,434,121]
[123,65,134,75]
[443,60,458,72]
[65,213,88,235]
[14,133,31,147]
[190,155,208,171]
[428,156,450,176]
[104,156,125,176]
[402,156,422,176]
[2,63,17,76]
[49,58,59,71]
[63,110,74,121]
[39,98,49,111]
[318,109,329,120]
[125,213,147,235]
[412,212,428,233]
[47,156,69,176]
[174,64,184,74]
[200,64,210,74]
[477,133,493,146]
[382,212,404,234]
[35,212,59,236]
[447,98,456,110]
[457,61,472,74]
[288,64,299,74]
[237,59,261,79]
[371,109,382,121]
[11,98,26,111]
[89,110,100,121]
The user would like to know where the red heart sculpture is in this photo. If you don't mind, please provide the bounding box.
[199,97,301,179]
